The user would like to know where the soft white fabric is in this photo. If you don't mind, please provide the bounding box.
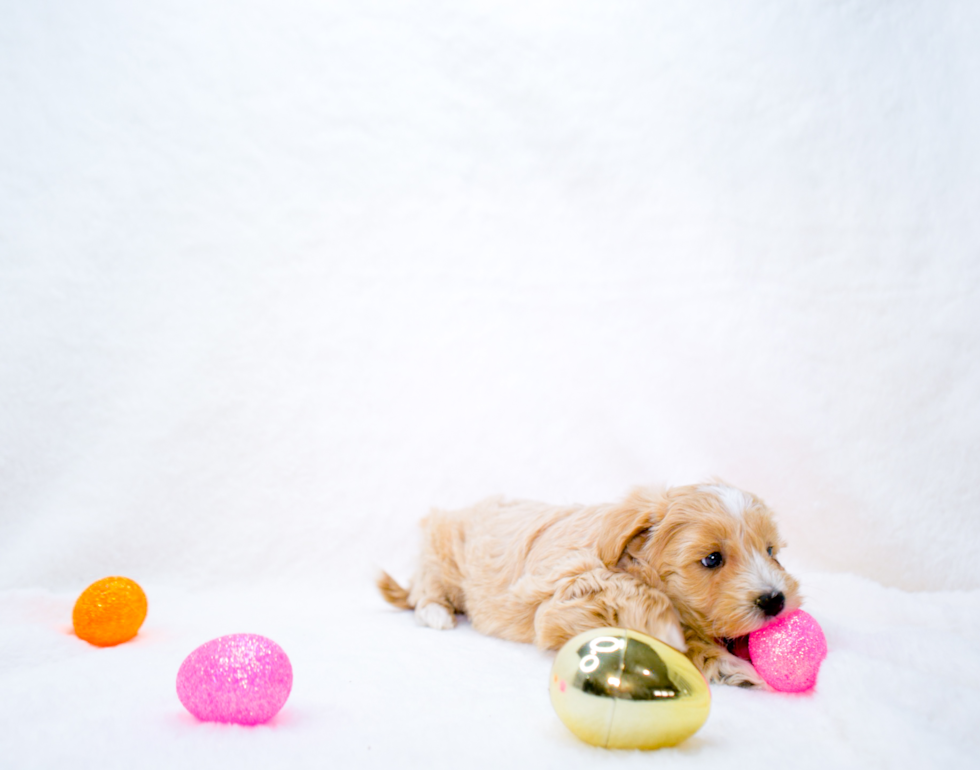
[2,2,978,767]
[2,573,978,769]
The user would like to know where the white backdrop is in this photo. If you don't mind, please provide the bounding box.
[2,0,977,593]
[3,3,980,768]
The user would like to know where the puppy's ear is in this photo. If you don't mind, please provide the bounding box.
[597,486,669,568]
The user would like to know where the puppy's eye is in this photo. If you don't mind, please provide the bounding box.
[767,546,774,557]
[700,552,723,569]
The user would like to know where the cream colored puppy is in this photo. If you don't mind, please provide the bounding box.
[379,483,801,686]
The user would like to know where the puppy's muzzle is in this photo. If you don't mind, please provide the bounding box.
[755,591,785,618]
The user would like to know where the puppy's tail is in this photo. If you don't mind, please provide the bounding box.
[377,571,412,609]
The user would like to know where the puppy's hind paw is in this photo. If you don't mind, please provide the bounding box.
[415,603,456,630]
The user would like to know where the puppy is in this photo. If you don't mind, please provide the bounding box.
[378,483,801,687]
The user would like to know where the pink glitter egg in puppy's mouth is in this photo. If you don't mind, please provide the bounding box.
[177,634,293,725]
[748,609,827,693]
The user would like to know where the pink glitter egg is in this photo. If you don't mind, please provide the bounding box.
[748,609,827,693]
[176,634,293,725]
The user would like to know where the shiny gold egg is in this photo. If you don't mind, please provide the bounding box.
[549,627,710,749]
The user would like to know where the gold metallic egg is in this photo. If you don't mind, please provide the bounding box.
[549,627,710,749]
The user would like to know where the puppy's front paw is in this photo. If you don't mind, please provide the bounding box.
[415,603,455,630]
[713,654,768,689]
[653,618,688,653]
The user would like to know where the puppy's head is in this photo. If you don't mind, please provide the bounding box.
[607,483,801,639]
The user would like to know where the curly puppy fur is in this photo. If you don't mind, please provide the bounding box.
[379,482,801,687]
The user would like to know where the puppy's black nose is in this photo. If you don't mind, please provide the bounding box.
[755,591,785,617]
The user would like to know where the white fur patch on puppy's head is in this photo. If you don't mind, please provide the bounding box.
[698,484,751,518]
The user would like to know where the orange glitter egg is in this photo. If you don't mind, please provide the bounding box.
[72,576,148,647]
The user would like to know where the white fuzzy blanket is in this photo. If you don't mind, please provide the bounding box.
[2,571,978,769]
